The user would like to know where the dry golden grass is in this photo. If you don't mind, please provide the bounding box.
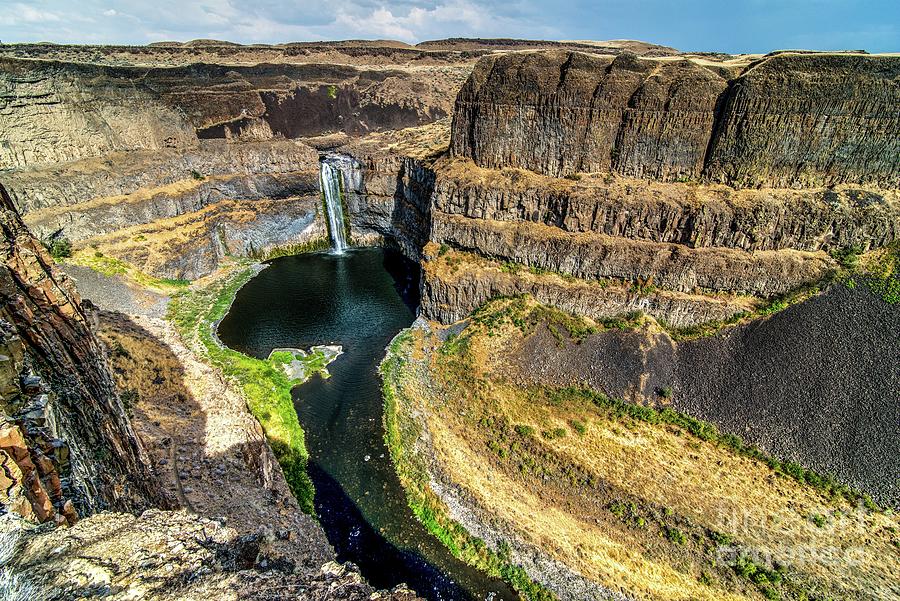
[69,198,313,279]
[345,118,451,161]
[25,176,216,223]
[403,302,900,600]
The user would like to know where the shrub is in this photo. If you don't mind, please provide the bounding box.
[830,245,862,269]
[119,389,139,413]
[41,236,72,259]
[514,424,536,437]
[541,427,567,440]
[665,526,686,545]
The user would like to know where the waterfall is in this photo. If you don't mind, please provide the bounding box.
[320,157,349,253]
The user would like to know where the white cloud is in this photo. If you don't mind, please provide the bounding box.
[1,3,62,24]
[103,9,117,16]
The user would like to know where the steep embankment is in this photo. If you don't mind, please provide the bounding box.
[0,45,474,279]
[0,56,466,170]
[508,281,900,505]
[0,189,421,599]
[383,297,900,601]
[377,50,900,601]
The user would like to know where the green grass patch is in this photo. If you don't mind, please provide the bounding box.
[41,235,72,259]
[251,237,330,261]
[167,263,315,513]
[858,242,899,304]
[68,251,191,294]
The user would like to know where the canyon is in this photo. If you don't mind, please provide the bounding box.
[0,38,898,601]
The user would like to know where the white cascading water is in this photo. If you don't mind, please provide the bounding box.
[319,156,350,253]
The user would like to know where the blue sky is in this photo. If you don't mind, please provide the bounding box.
[0,1,897,53]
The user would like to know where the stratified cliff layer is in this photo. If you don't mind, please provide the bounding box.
[451,51,900,188]
[0,56,465,170]
[0,184,163,523]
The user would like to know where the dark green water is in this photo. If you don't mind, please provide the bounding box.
[217,248,518,601]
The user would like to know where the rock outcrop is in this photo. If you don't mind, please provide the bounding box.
[0,184,163,523]
[420,245,757,327]
[451,51,900,188]
[432,158,899,254]
[2,509,419,600]
[451,51,731,181]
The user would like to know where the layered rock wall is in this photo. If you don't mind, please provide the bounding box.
[433,159,900,253]
[0,57,464,170]
[451,51,900,188]
[420,248,756,327]
[0,184,163,522]
[4,139,320,216]
[431,212,832,296]
[451,51,730,181]
[347,153,435,260]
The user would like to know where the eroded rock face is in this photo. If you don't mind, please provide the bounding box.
[346,154,435,260]
[432,159,900,253]
[451,51,730,181]
[0,184,163,522]
[0,57,465,170]
[4,140,320,217]
[420,250,755,327]
[705,54,900,189]
[451,51,900,188]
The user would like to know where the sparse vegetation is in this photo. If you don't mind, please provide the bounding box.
[664,281,824,341]
[858,242,899,304]
[190,169,204,180]
[540,384,875,508]
[830,245,862,269]
[379,294,897,601]
[251,238,330,261]
[119,389,139,413]
[40,235,72,259]
[515,424,536,437]
[541,427,567,440]
[665,526,686,545]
